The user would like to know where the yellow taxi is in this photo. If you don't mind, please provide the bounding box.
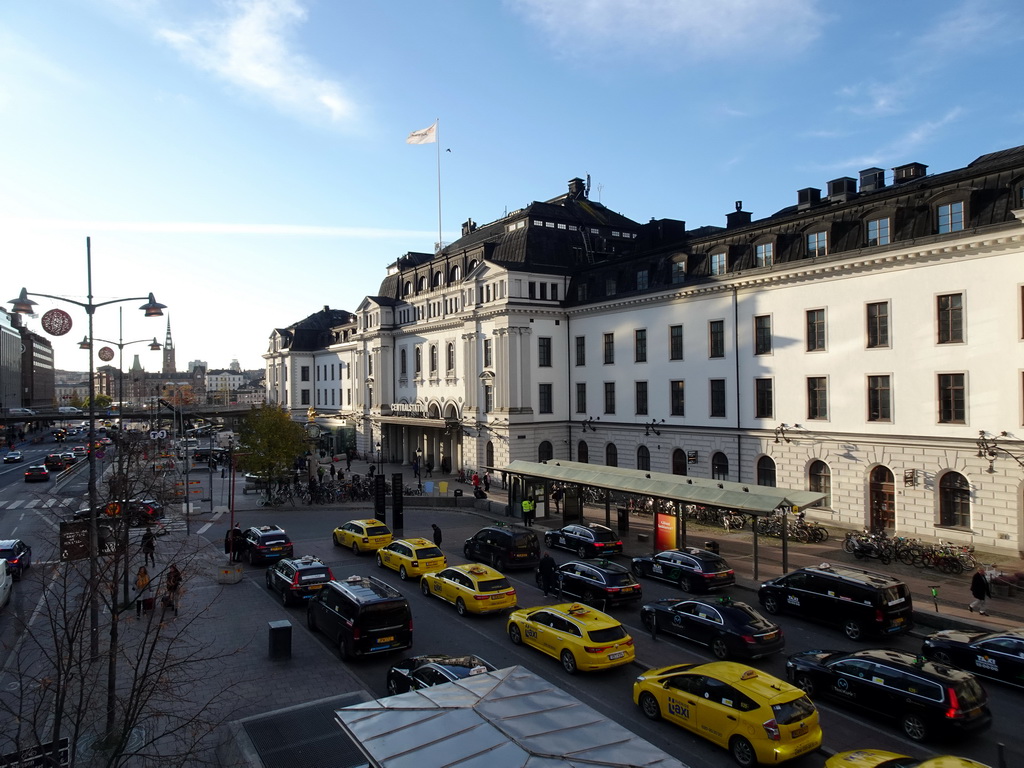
[333,518,393,554]
[825,751,991,768]
[507,602,634,674]
[420,564,517,616]
[376,538,447,580]
[633,662,821,767]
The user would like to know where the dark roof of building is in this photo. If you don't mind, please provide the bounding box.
[273,306,355,352]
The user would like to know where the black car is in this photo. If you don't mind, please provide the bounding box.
[3,450,24,464]
[74,499,165,528]
[785,647,991,742]
[631,547,736,593]
[385,654,496,695]
[463,525,541,570]
[241,524,294,565]
[265,555,334,605]
[544,523,622,558]
[640,596,784,660]
[307,575,413,660]
[922,628,1024,688]
[536,559,642,607]
[0,539,32,580]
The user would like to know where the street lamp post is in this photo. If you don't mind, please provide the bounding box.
[8,237,165,660]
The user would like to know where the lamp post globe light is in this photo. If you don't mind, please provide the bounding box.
[8,236,165,660]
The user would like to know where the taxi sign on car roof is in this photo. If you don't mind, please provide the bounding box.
[567,604,590,616]
[466,565,488,575]
[740,669,759,680]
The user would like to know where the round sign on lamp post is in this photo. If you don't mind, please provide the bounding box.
[98,347,115,362]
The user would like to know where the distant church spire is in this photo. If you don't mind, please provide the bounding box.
[162,315,176,374]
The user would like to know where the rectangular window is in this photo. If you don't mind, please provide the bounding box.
[807,377,828,420]
[669,325,683,360]
[634,329,647,363]
[866,302,890,348]
[806,309,826,352]
[577,283,588,301]
[867,217,890,246]
[710,252,727,275]
[604,382,616,414]
[635,381,648,415]
[868,375,891,422]
[671,261,686,284]
[300,389,310,405]
[551,284,558,301]
[528,282,536,299]
[670,380,685,416]
[605,278,616,296]
[538,337,552,367]
[938,201,964,234]
[755,242,773,268]
[807,231,828,257]
[539,283,548,300]
[483,338,492,368]
[937,293,964,343]
[754,378,773,419]
[754,315,772,355]
[709,379,726,417]
[538,383,553,414]
[938,373,966,423]
[483,384,493,413]
[636,269,649,290]
[300,366,310,382]
[603,333,614,364]
[709,320,725,358]
[575,336,586,366]
[576,382,586,414]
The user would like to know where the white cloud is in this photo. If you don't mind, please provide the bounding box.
[509,0,825,61]
[155,0,355,125]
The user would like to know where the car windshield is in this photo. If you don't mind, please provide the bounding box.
[604,571,639,587]
[771,695,815,724]
[587,625,628,643]
[476,577,511,591]
[414,546,444,559]
[591,528,618,542]
[365,526,390,536]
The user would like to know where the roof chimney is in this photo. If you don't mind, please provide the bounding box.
[892,162,928,184]
[461,218,477,237]
[827,177,857,202]
[726,201,752,229]
[797,187,821,210]
[859,167,885,192]
[567,177,587,200]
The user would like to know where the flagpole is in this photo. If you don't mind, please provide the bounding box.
[435,118,442,252]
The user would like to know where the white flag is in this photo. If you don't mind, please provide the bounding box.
[406,122,437,145]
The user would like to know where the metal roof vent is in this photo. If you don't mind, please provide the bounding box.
[797,187,821,210]
[892,162,928,184]
[859,167,886,192]
[827,177,857,202]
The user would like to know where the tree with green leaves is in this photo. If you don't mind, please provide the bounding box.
[236,405,307,489]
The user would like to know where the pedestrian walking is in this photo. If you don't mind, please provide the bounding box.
[134,566,151,616]
[431,523,443,547]
[163,563,182,615]
[483,471,491,493]
[141,527,156,567]
[230,523,245,561]
[426,460,433,478]
[968,566,991,615]
[538,553,557,597]
[551,485,563,515]
[472,472,481,491]
[346,451,352,471]
[329,464,336,480]
[317,465,326,483]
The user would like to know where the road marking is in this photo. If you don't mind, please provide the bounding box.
[24,500,40,509]
[6,501,24,510]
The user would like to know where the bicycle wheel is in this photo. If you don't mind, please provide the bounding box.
[814,525,829,542]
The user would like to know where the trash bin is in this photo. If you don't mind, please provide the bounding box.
[705,540,719,555]
[453,489,463,498]
[617,507,630,533]
[268,619,292,660]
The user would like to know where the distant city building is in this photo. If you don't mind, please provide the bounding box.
[187,359,207,373]
[0,309,22,412]
[206,368,246,403]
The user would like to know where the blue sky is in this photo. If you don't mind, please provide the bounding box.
[2,0,1021,373]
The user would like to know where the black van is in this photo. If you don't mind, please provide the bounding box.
[306,575,413,660]
[463,525,541,570]
[758,563,913,640]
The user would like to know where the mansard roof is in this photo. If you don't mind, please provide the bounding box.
[273,305,355,352]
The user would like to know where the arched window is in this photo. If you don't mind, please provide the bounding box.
[418,276,428,291]
[403,280,412,297]
[399,348,407,376]
[711,451,729,481]
[606,443,618,467]
[672,448,688,475]
[538,441,553,462]
[446,343,455,371]
[432,270,443,288]
[449,265,461,282]
[430,345,438,373]
[869,465,895,530]
[468,259,478,272]
[415,347,422,375]
[637,445,650,471]
[485,441,494,468]
[808,460,831,507]
[939,472,971,528]
[756,455,776,487]
[577,441,589,464]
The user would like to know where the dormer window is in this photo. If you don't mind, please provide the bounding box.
[755,242,773,268]
[671,258,687,284]
[806,231,827,258]
[938,201,964,234]
[867,217,890,246]
[710,252,727,276]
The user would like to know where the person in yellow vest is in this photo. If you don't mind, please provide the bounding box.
[521,496,535,527]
